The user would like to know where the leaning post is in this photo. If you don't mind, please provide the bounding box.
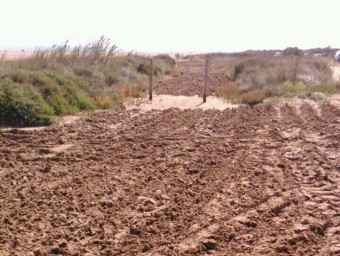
[149,58,153,101]
[203,56,208,103]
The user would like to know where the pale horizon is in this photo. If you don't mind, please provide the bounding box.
[1,0,340,53]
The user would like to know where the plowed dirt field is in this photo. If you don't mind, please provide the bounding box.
[1,60,339,256]
[155,60,229,96]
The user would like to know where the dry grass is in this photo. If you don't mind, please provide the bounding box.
[0,37,175,126]
[220,82,240,102]
[241,90,266,105]
[212,50,339,105]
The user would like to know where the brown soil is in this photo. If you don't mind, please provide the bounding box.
[155,59,230,96]
[0,60,340,255]
[1,103,339,255]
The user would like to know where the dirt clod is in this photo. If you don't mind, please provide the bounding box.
[130,227,142,236]
[40,165,52,173]
[203,240,217,251]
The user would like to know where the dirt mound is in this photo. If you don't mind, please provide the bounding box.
[1,102,339,255]
[155,60,230,96]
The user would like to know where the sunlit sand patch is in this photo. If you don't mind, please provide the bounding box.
[125,94,238,111]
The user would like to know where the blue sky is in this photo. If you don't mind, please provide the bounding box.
[0,0,339,52]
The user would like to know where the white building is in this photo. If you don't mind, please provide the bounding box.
[335,51,340,62]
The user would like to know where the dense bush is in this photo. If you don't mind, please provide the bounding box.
[220,78,339,106]
[283,47,304,56]
[220,52,335,89]
[241,90,266,106]
[154,54,176,67]
[215,50,339,105]
[136,63,149,75]
[0,81,53,126]
[220,82,240,102]
[231,62,244,81]
[0,37,175,126]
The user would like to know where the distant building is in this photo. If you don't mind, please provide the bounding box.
[335,51,340,62]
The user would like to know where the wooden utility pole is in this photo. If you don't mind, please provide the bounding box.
[149,58,153,101]
[203,56,208,103]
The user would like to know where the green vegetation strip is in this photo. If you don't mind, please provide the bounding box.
[0,38,175,127]
[217,48,340,105]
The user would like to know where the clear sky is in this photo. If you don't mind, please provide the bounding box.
[0,0,339,52]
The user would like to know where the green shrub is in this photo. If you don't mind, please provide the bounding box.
[309,84,338,94]
[73,66,93,77]
[273,68,287,84]
[0,37,175,126]
[105,74,118,86]
[154,54,176,67]
[92,95,114,109]
[262,81,340,101]
[153,62,172,76]
[283,47,303,56]
[277,81,307,97]
[307,92,328,102]
[231,62,244,80]
[63,83,96,110]
[219,52,336,99]
[50,73,67,86]
[2,69,30,83]
[136,63,149,75]
[220,82,240,102]
[29,71,51,86]
[336,81,340,90]
[0,81,53,126]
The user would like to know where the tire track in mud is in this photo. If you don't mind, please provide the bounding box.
[299,103,340,255]
[174,108,281,254]
[0,104,339,255]
[116,107,279,255]
[275,103,340,255]
[209,107,307,255]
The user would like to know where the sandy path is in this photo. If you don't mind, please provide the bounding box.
[0,50,34,60]
[125,95,238,111]
[0,115,82,132]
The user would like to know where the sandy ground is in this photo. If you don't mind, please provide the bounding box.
[0,50,34,60]
[0,115,82,132]
[329,94,340,108]
[125,95,237,111]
